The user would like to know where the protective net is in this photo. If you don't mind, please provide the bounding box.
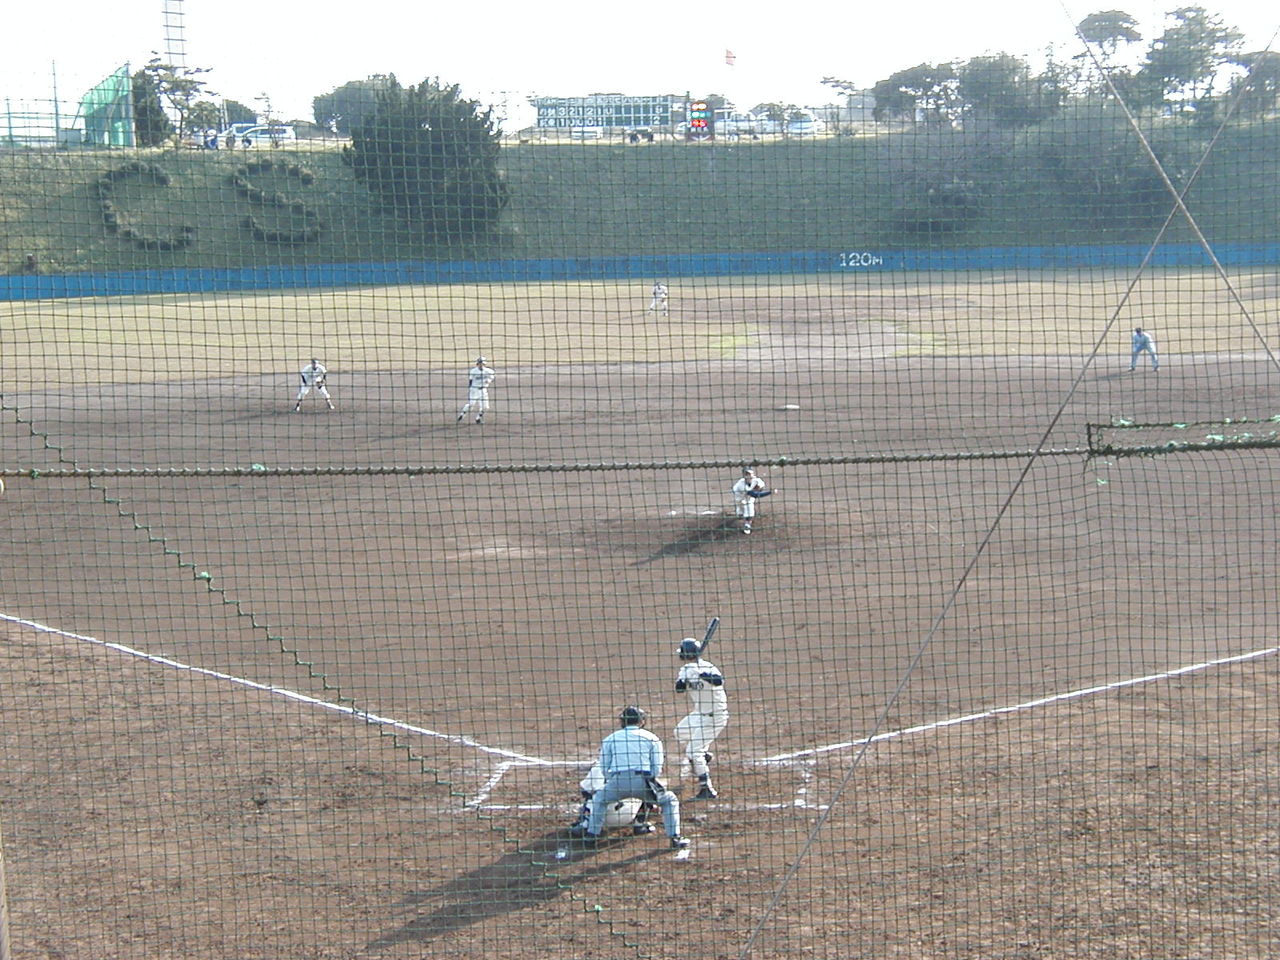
[3,24,1280,960]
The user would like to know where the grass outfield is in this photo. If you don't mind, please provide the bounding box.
[2,269,1277,391]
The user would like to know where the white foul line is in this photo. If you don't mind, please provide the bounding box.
[0,612,561,767]
[757,643,1280,763]
[6,612,1276,781]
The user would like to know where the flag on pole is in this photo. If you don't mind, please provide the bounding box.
[725,50,736,66]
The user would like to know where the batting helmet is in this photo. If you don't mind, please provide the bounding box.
[742,465,755,476]
[677,638,702,660]
[476,355,487,364]
[618,705,647,727]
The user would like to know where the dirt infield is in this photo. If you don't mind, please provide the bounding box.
[3,280,1280,959]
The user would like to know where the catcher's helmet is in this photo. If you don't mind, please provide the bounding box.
[618,705,647,727]
[677,638,702,660]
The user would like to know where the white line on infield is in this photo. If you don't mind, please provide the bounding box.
[757,643,1280,763]
[6,612,1276,780]
[0,612,565,767]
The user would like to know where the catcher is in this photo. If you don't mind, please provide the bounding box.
[293,358,334,412]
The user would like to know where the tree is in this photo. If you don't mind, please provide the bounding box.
[871,63,960,123]
[1228,50,1280,118]
[313,76,394,135]
[1031,105,1197,227]
[130,68,173,147]
[187,101,223,133]
[1135,6,1243,110]
[957,53,1060,127]
[1074,10,1143,90]
[821,77,861,134]
[1077,9,1142,59]
[750,102,795,135]
[141,57,215,138]
[343,77,509,242]
[223,99,256,125]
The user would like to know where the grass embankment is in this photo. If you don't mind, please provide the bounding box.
[2,118,1279,276]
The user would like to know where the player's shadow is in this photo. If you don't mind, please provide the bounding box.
[633,515,744,566]
[365,831,666,950]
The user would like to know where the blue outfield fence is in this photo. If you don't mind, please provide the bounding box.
[4,242,1280,301]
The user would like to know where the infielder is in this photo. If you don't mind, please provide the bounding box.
[732,465,769,534]
[569,705,688,849]
[674,636,729,800]
[293,358,334,412]
[1130,327,1158,371]
[456,356,495,424]
[646,280,669,316]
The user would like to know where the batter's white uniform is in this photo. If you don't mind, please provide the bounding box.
[1130,328,1158,371]
[647,282,669,316]
[293,361,333,410]
[675,656,729,779]
[733,472,767,532]
[457,362,496,422]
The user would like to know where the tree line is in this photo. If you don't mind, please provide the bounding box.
[848,5,1280,127]
[120,3,1275,249]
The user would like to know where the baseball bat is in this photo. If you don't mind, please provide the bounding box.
[702,616,720,653]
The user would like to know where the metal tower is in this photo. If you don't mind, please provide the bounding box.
[162,0,187,67]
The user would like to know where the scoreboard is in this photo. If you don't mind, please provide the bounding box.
[687,100,713,141]
[533,95,675,129]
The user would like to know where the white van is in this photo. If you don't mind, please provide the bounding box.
[787,114,826,137]
[232,125,297,147]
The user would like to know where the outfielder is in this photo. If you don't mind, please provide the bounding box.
[732,466,769,534]
[569,705,688,849]
[1130,327,1158,371]
[456,356,495,424]
[674,637,729,800]
[293,358,334,412]
[646,281,669,316]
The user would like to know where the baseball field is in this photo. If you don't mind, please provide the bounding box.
[3,268,1280,959]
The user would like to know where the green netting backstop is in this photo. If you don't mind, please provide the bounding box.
[3,31,1280,960]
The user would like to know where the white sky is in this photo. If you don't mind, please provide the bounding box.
[3,0,1278,130]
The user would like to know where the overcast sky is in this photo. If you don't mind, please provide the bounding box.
[3,0,1278,130]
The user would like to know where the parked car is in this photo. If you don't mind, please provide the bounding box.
[719,113,779,136]
[787,114,827,137]
[232,125,297,148]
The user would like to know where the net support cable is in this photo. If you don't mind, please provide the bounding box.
[736,15,1280,958]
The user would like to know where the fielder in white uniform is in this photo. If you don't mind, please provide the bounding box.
[647,281,669,316]
[569,706,688,849]
[674,637,729,800]
[293,358,334,412]
[732,466,768,534]
[1130,327,1158,371]
[456,356,495,424]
